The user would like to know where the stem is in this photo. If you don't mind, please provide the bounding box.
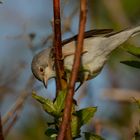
[53,0,71,139]
[53,0,67,94]
[57,0,87,140]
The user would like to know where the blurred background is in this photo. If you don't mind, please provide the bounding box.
[0,0,140,140]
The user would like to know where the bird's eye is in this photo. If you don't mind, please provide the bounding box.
[39,67,44,72]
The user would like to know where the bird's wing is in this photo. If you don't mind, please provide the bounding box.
[62,29,113,46]
[105,28,127,37]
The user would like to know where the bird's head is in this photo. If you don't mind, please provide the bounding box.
[31,47,56,88]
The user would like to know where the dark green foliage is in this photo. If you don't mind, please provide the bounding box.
[45,128,58,138]
[120,60,140,68]
[32,90,66,117]
[121,45,140,69]
[75,107,97,126]
[123,45,140,58]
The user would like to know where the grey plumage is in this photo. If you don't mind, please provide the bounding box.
[31,26,140,87]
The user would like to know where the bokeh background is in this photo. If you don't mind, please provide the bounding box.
[0,0,140,140]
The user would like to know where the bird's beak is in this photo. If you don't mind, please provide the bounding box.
[43,76,48,88]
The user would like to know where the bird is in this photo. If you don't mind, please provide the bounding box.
[31,26,140,88]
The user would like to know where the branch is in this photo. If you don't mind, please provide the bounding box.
[102,88,140,102]
[0,115,4,140]
[2,76,34,138]
[2,91,28,126]
[2,76,34,126]
[53,0,67,93]
[53,1,71,139]
[4,114,18,137]
[57,0,87,140]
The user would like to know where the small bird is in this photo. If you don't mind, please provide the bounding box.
[31,26,140,88]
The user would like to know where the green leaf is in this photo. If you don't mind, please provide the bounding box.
[53,90,67,116]
[84,132,105,140]
[32,91,47,104]
[45,128,58,138]
[42,100,56,115]
[123,45,140,58]
[120,60,140,69]
[71,107,97,138]
[32,92,56,115]
[76,107,97,125]
[71,115,81,138]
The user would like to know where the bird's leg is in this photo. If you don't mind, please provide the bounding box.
[64,69,83,92]
[74,71,90,92]
[74,66,90,92]
[81,65,91,81]
[75,82,83,92]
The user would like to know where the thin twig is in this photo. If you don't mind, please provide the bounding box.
[102,88,140,102]
[57,1,87,140]
[4,114,18,137]
[0,115,4,140]
[2,76,34,126]
[53,0,67,93]
[2,91,28,126]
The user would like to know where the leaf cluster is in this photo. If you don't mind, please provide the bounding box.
[32,91,100,139]
[121,44,140,69]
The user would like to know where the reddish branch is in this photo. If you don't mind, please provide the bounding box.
[53,0,67,93]
[53,1,70,139]
[0,115,4,140]
[57,0,87,140]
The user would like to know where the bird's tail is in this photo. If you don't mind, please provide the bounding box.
[104,25,140,53]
